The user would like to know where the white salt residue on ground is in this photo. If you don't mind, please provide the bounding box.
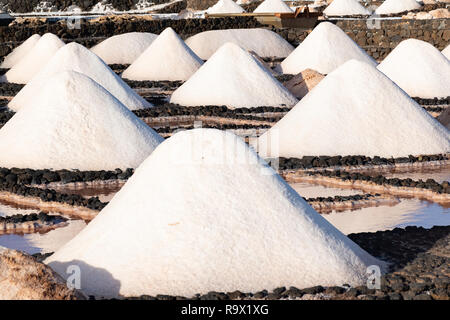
[0,33,64,84]
[377,39,450,99]
[0,203,36,218]
[90,32,158,65]
[9,42,151,112]
[324,199,450,235]
[122,28,203,81]
[0,219,86,255]
[170,42,298,108]
[323,0,371,16]
[207,0,245,14]
[0,71,163,171]
[443,44,450,59]
[254,0,293,13]
[278,22,377,75]
[185,28,294,60]
[0,34,41,69]
[257,60,450,158]
[375,0,422,15]
[46,128,383,298]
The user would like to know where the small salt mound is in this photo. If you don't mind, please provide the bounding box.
[0,33,64,84]
[377,39,450,99]
[46,128,383,298]
[278,22,376,75]
[207,0,245,13]
[9,42,151,112]
[90,32,158,65]
[442,44,450,60]
[122,28,203,81]
[0,34,41,69]
[254,0,293,13]
[375,0,422,15]
[0,71,163,171]
[185,28,294,60]
[257,60,450,158]
[283,69,325,99]
[170,43,298,108]
[324,0,370,16]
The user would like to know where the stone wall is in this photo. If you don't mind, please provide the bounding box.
[273,19,449,61]
[186,0,216,10]
[0,17,448,62]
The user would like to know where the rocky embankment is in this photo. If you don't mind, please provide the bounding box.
[0,246,86,299]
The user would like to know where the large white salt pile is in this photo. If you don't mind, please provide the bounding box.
[9,42,151,112]
[207,0,245,13]
[257,60,450,158]
[46,128,383,298]
[278,22,376,75]
[254,0,293,13]
[185,28,294,60]
[442,44,450,60]
[377,39,450,99]
[375,0,422,15]
[90,32,158,65]
[122,28,203,82]
[324,0,371,16]
[0,71,163,171]
[0,34,41,69]
[170,43,298,108]
[0,33,64,84]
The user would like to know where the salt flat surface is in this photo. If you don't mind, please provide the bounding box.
[90,32,158,65]
[46,129,381,298]
[278,22,377,75]
[185,28,294,60]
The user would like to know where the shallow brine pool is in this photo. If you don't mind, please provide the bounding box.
[0,167,449,254]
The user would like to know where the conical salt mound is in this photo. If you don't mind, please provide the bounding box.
[443,44,450,60]
[254,0,293,13]
[170,43,298,108]
[185,28,294,60]
[278,22,376,75]
[207,0,245,13]
[377,39,450,99]
[375,0,421,15]
[0,34,41,69]
[0,33,64,84]
[46,128,383,298]
[122,28,203,82]
[257,60,450,158]
[9,43,151,112]
[90,32,158,65]
[437,107,450,130]
[0,71,163,171]
[324,0,371,16]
